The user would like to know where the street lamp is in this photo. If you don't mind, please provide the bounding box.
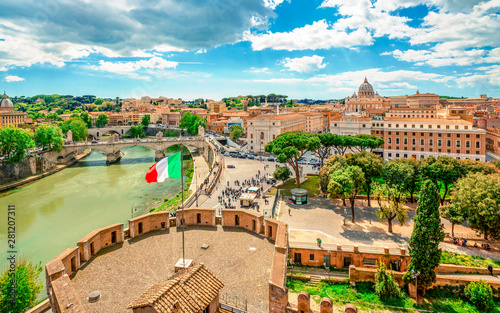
[412,269,420,302]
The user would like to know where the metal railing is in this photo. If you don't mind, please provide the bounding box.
[220,293,247,312]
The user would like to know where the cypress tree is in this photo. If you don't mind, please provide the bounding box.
[403,180,445,289]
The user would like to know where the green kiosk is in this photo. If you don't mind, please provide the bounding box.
[290,188,308,205]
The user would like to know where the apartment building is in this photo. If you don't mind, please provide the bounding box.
[486,128,500,155]
[407,91,439,108]
[330,115,373,136]
[246,114,306,153]
[162,112,181,127]
[378,117,485,161]
[386,108,437,119]
[300,112,326,133]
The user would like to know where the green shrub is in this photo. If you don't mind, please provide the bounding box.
[464,280,494,312]
[375,261,401,300]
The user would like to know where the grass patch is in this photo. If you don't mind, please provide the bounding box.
[441,251,500,268]
[277,176,320,197]
[286,278,500,313]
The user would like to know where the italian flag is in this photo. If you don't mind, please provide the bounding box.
[145,151,182,183]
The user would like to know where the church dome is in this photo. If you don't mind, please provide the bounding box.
[0,92,13,107]
[358,77,374,98]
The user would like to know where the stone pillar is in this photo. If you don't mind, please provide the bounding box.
[198,125,205,137]
[344,304,358,313]
[320,298,333,313]
[408,283,417,300]
[155,150,165,161]
[66,130,73,143]
[106,150,122,164]
[297,291,310,313]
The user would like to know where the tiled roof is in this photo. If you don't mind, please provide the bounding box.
[127,263,224,312]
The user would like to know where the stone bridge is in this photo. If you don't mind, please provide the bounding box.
[87,126,132,139]
[59,134,206,164]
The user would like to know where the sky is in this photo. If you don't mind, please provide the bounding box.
[0,0,499,100]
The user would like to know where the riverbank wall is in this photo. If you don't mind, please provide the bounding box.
[0,150,91,192]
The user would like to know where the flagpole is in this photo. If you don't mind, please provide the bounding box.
[181,140,185,268]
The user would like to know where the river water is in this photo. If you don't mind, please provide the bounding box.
[0,146,182,276]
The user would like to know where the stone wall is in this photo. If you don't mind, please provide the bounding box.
[77,223,124,263]
[437,263,500,275]
[222,209,263,234]
[176,207,216,226]
[129,212,170,238]
[0,154,54,185]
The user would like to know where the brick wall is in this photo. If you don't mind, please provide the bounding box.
[129,212,169,238]
[265,219,280,241]
[437,264,500,275]
[77,223,124,262]
[176,207,216,226]
[222,209,263,234]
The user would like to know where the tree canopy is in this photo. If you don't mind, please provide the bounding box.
[420,156,464,205]
[403,180,445,290]
[95,113,109,128]
[328,165,365,222]
[450,172,500,240]
[59,117,88,141]
[273,166,291,183]
[34,125,64,152]
[229,125,244,141]
[373,182,408,233]
[0,126,35,163]
[179,112,206,136]
[265,131,321,187]
[346,151,383,207]
[141,114,150,128]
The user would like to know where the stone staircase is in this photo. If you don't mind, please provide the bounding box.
[308,275,321,286]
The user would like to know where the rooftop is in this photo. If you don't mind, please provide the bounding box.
[71,226,274,313]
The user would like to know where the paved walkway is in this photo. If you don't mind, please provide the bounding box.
[441,242,500,262]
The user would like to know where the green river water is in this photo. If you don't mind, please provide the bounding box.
[0,146,182,277]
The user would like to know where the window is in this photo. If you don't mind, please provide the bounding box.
[251,134,253,138]
[388,137,392,144]
[446,125,450,129]
[429,139,433,146]
[476,135,480,138]
[456,140,461,148]
[396,138,400,144]
[363,258,377,266]
[412,124,415,128]
[404,138,408,145]
[476,141,480,149]
[447,140,451,147]
[465,126,468,129]
[412,138,416,145]
[420,138,425,146]
[310,254,314,261]
[363,124,366,128]
[437,125,441,129]
[388,153,392,157]
[428,125,432,128]
[388,131,392,135]
[404,154,408,158]
[420,125,424,128]
[466,141,470,148]
[466,134,470,138]
[457,134,460,138]
[396,153,400,158]
[438,139,442,147]
[396,132,399,135]
[455,126,459,129]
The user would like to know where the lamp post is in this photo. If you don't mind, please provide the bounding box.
[412,269,420,302]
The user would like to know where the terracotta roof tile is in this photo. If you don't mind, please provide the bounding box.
[127,264,224,312]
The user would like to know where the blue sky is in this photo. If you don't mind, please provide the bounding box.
[0,0,499,100]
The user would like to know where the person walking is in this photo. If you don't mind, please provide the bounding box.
[488,264,494,276]
[288,207,291,216]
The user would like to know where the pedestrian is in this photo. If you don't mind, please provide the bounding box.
[488,264,494,276]
[288,207,291,216]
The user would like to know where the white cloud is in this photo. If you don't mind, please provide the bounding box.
[456,65,500,90]
[91,57,178,79]
[0,66,7,71]
[247,20,373,51]
[246,67,271,73]
[5,75,24,82]
[195,49,207,54]
[263,0,288,9]
[252,78,303,83]
[282,55,327,73]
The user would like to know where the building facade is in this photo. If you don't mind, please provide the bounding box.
[0,92,27,127]
[344,78,390,112]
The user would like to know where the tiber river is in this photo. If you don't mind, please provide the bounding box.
[0,146,184,279]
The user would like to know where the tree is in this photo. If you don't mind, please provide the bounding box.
[273,166,291,183]
[265,131,321,187]
[0,126,35,163]
[460,159,497,175]
[331,135,357,156]
[319,155,346,191]
[95,113,109,127]
[450,173,500,239]
[313,133,336,168]
[34,125,64,152]
[439,203,465,238]
[420,156,464,205]
[328,165,365,222]
[492,159,500,170]
[403,180,445,290]
[94,98,104,105]
[179,112,206,136]
[129,125,145,138]
[59,117,88,141]
[346,151,383,206]
[383,160,415,198]
[464,280,494,312]
[229,125,244,141]
[375,261,402,300]
[141,114,150,128]
[373,183,408,233]
[352,134,384,152]
[80,112,92,128]
[0,258,43,313]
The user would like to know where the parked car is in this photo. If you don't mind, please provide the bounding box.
[267,157,275,162]
[247,155,255,160]
[238,154,247,159]
[91,141,98,143]
[227,164,235,168]
[298,160,307,164]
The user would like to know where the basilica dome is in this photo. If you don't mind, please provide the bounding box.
[358,77,374,98]
[0,92,13,107]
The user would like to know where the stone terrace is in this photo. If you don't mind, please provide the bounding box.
[71,226,275,313]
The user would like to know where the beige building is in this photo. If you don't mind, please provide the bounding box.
[0,92,27,127]
[377,117,486,161]
[207,101,227,114]
[246,114,306,153]
[299,112,325,133]
[407,91,439,108]
[162,111,181,127]
[386,108,437,119]
[389,95,408,108]
[330,113,373,136]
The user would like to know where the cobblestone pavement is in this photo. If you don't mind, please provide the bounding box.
[71,226,275,313]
